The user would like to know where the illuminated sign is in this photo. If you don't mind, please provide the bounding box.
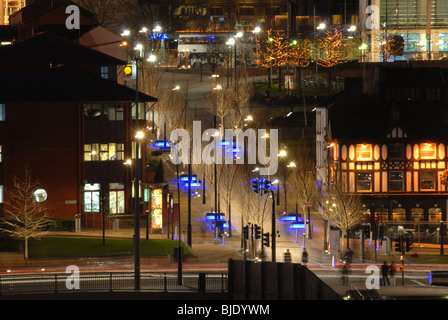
[151,188,163,229]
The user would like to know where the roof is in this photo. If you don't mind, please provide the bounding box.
[0,66,157,103]
[0,32,125,66]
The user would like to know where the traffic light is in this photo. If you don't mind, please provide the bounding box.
[251,178,259,193]
[123,62,136,79]
[242,225,249,239]
[405,237,413,252]
[262,232,270,247]
[254,224,261,239]
[394,238,403,252]
[264,179,272,192]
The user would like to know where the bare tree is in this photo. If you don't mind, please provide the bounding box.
[317,177,364,251]
[288,144,317,237]
[0,170,52,259]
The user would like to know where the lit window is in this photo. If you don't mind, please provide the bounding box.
[84,184,100,213]
[420,143,436,159]
[109,190,125,214]
[101,66,110,80]
[0,185,3,203]
[84,143,124,161]
[357,171,372,191]
[420,170,435,190]
[355,144,372,161]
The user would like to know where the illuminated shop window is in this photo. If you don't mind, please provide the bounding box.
[355,144,372,161]
[429,207,442,222]
[357,171,372,191]
[420,143,436,159]
[420,170,435,190]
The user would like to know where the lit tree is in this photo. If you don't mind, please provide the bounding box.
[289,35,312,126]
[317,27,348,96]
[0,170,52,260]
[259,29,289,90]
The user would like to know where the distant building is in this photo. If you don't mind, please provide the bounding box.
[360,0,448,62]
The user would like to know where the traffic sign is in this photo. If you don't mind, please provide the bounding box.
[304,202,312,207]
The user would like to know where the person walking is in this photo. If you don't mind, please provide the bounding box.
[301,248,308,266]
[283,249,292,263]
[389,262,396,286]
[341,263,350,285]
[381,261,390,286]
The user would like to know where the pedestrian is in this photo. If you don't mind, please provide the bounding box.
[283,249,292,263]
[389,262,396,286]
[344,247,354,263]
[301,248,308,266]
[381,261,390,286]
[341,263,349,285]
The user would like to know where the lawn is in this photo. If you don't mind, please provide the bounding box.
[406,254,448,265]
[28,237,192,259]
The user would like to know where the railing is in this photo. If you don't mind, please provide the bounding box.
[0,272,228,295]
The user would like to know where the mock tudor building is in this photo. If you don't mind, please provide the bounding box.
[0,32,157,228]
[317,63,448,224]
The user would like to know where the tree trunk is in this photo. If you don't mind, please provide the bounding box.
[24,238,29,260]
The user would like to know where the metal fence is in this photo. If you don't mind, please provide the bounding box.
[384,221,447,254]
[0,272,228,295]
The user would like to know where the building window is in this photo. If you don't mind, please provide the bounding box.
[389,171,404,191]
[107,104,125,121]
[84,184,100,213]
[109,190,125,214]
[0,145,2,162]
[420,170,435,190]
[84,143,124,161]
[101,66,110,80]
[420,143,436,159]
[0,104,5,121]
[388,143,404,159]
[132,102,145,120]
[0,185,3,203]
[355,144,372,161]
[429,207,442,222]
[357,171,372,191]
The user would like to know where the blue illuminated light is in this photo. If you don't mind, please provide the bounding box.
[289,223,306,229]
[154,140,170,148]
[206,213,226,221]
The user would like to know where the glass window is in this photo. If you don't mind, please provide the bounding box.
[0,185,3,203]
[392,208,406,221]
[84,143,123,161]
[429,207,442,222]
[101,66,110,80]
[389,171,404,191]
[420,143,436,159]
[84,183,100,213]
[388,144,404,159]
[0,104,5,121]
[132,102,145,120]
[356,144,372,161]
[109,190,125,214]
[420,170,435,190]
[0,145,2,162]
[357,171,372,191]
